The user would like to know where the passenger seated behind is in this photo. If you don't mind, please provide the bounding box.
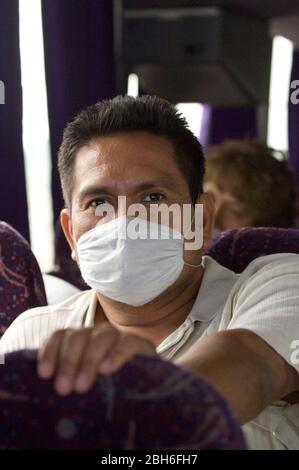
[204,140,297,232]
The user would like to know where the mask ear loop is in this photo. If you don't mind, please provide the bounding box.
[182,210,203,268]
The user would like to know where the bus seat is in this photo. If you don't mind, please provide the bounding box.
[206,227,299,273]
[0,222,47,337]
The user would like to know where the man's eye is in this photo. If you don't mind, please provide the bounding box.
[90,199,110,207]
[143,193,164,202]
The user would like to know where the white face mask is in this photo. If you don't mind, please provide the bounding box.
[76,215,201,306]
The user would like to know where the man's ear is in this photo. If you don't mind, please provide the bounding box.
[198,193,215,251]
[60,209,77,262]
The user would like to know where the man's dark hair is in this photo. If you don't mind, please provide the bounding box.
[58,95,205,207]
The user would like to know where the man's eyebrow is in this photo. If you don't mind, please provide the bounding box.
[78,178,177,200]
[132,178,177,192]
[78,185,114,200]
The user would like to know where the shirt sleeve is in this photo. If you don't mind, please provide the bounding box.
[227,253,299,373]
[0,307,70,356]
[0,313,32,355]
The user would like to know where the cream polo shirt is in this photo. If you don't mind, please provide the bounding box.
[0,254,299,450]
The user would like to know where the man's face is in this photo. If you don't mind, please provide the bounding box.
[61,131,212,276]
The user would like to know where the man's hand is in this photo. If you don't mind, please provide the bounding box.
[37,324,158,396]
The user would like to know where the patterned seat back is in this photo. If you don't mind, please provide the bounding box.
[0,351,246,450]
[0,221,47,336]
[206,227,299,273]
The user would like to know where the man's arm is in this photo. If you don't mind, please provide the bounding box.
[174,328,299,424]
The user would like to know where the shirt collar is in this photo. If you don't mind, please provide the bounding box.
[188,255,238,323]
[156,256,238,356]
[84,290,99,326]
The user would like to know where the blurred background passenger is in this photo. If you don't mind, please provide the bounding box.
[204,140,298,233]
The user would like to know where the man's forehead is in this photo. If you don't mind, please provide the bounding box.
[72,133,183,186]
[76,132,175,160]
[74,151,179,185]
[70,132,192,206]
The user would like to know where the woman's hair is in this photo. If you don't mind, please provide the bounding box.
[205,140,297,228]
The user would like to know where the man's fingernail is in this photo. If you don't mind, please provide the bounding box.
[37,362,53,379]
[55,375,72,395]
[74,372,90,392]
[99,359,114,374]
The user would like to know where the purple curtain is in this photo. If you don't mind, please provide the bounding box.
[0,1,30,240]
[206,106,258,146]
[289,49,299,187]
[199,105,211,150]
[41,0,116,222]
